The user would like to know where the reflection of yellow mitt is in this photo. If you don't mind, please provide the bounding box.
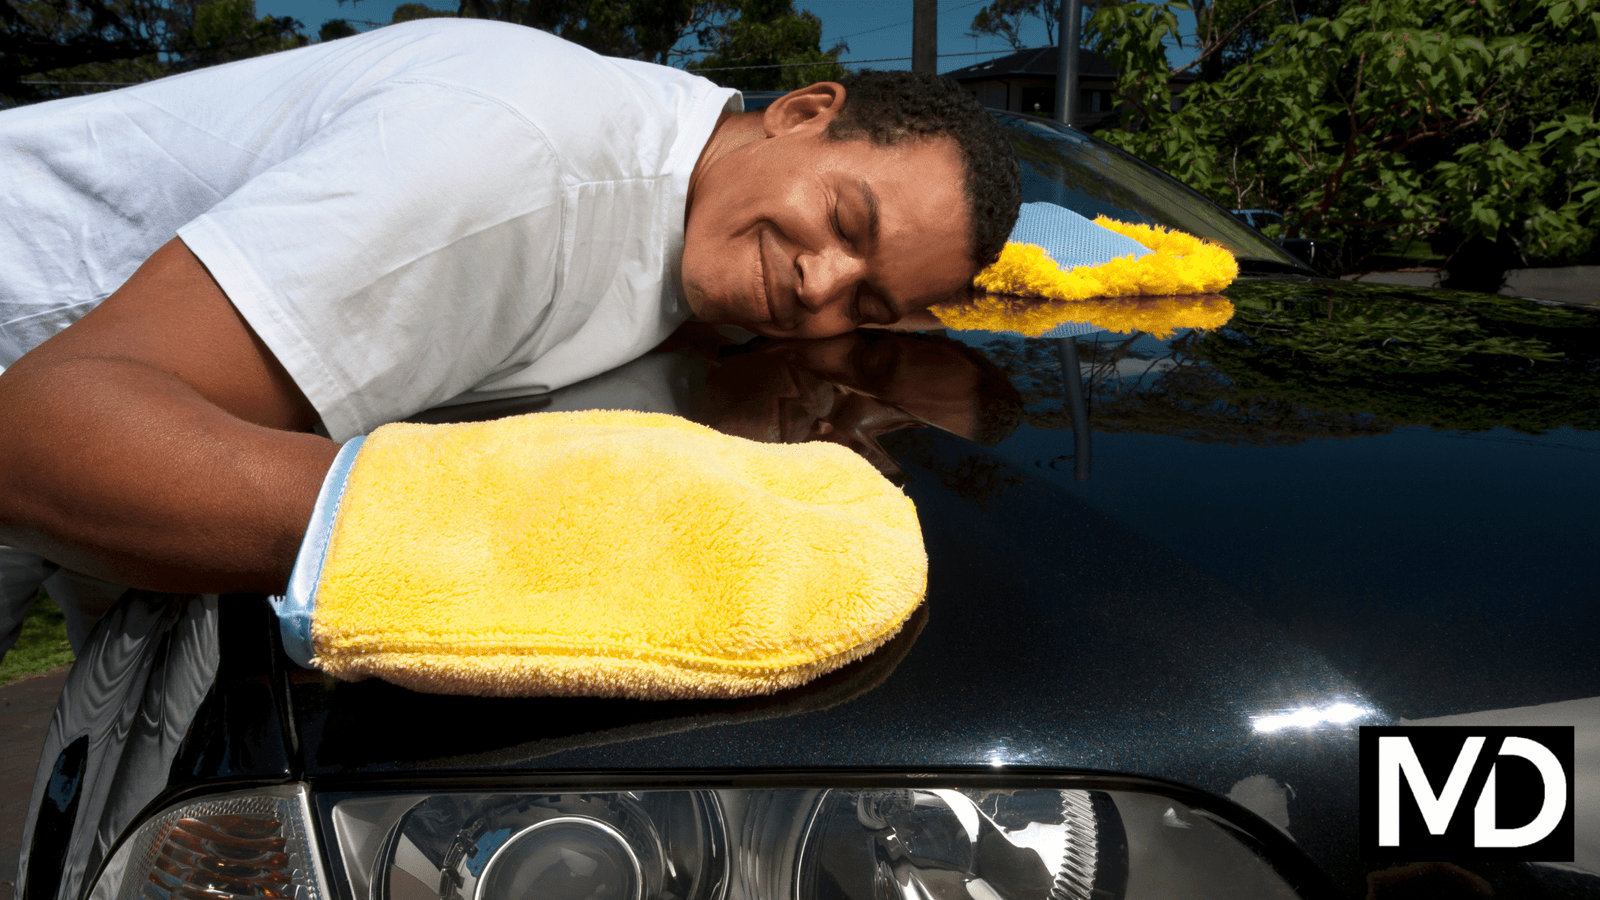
[272,410,926,699]
[935,294,1235,339]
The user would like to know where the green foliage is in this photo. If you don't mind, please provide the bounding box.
[466,0,841,86]
[513,0,712,63]
[1082,0,1189,125]
[3,0,848,104]
[318,16,357,39]
[192,0,303,60]
[2,0,304,104]
[1089,0,1600,273]
[691,0,843,90]
[3,0,161,102]
[1187,0,1344,79]
[966,0,1130,52]
[389,4,451,24]
[968,0,1060,50]
[0,592,74,686]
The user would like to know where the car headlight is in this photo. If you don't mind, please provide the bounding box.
[323,783,1308,900]
[87,782,1309,900]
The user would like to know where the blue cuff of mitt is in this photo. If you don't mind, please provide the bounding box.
[269,436,365,669]
[1012,202,1152,269]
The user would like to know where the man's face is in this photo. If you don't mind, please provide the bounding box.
[682,114,975,340]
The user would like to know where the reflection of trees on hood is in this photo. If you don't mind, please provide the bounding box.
[1210,281,1600,435]
[979,329,1391,447]
[884,431,1026,512]
[975,281,1600,444]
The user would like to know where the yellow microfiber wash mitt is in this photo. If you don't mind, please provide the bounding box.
[932,203,1238,337]
[272,410,925,699]
[969,216,1237,301]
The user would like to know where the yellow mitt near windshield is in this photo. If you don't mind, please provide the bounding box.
[936,203,1239,337]
[972,217,1237,301]
[293,410,926,699]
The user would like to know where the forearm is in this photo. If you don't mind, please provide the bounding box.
[0,355,339,593]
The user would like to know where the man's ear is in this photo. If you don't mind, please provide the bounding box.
[762,82,846,137]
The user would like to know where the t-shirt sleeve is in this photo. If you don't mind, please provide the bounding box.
[178,80,564,442]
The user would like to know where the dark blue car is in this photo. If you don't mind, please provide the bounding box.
[16,113,1599,900]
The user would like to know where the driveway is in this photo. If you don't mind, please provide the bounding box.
[0,669,68,897]
[1344,265,1599,306]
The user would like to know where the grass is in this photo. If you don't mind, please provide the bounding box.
[1,591,74,686]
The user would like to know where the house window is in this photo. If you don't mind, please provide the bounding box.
[1080,90,1111,113]
[1020,86,1055,116]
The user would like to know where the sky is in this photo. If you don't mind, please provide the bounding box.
[250,0,1199,76]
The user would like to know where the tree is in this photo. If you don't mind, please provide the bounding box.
[390,4,452,23]
[1186,0,1343,81]
[318,16,356,39]
[966,0,1129,52]
[190,0,303,62]
[451,0,719,65]
[969,0,1059,50]
[452,0,842,83]
[1088,0,1600,277]
[3,0,168,104]
[691,0,844,90]
[2,0,302,105]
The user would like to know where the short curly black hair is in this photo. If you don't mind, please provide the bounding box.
[826,70,1021,272]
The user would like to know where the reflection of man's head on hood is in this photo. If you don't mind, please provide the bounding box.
[489,324,1023,476]
[697,329,1021,473]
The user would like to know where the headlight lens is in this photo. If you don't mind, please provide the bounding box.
[476,817,641,900]
[91,785,328,900]
[328,784,1301,900]
[797,788,1113,900]
[338,791,725,900]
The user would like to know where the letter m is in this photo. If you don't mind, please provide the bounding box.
[1377,735,1484,846]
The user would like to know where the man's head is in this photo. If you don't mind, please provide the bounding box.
[682,72,1021,340]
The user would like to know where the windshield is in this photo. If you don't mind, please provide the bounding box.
[996,113,1303,269]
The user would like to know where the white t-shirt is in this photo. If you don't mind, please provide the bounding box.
[0,20,740,440]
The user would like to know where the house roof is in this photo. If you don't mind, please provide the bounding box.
[944,45,1196,83]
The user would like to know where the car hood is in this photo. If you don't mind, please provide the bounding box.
[266,277,1598,892]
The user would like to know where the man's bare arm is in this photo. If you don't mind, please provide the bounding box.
[0,238,341,593]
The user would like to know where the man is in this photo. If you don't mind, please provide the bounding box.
[0,18,1021,642]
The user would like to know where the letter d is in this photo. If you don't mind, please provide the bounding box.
[1475,736,1568,848]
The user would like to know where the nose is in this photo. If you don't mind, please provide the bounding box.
[796,245,864,317]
